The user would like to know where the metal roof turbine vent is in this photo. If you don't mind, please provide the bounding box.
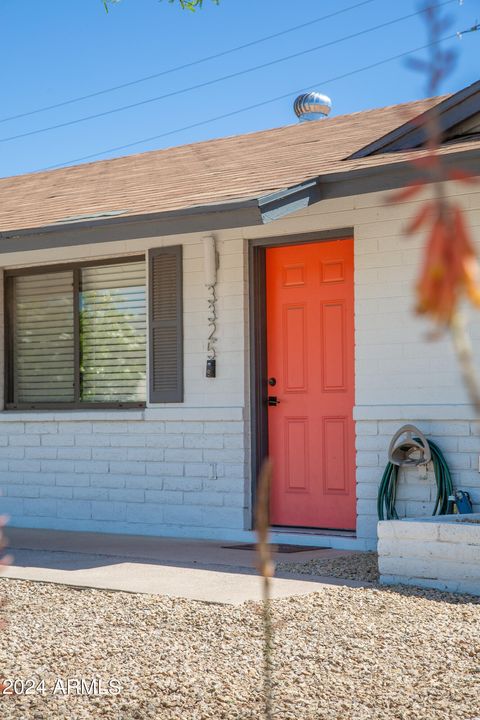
[294,91,332,122]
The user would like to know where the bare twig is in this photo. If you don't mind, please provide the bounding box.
[0,515,11,693]
[450,311,480,414]
[398,1,480,412]
[255,460,274,720]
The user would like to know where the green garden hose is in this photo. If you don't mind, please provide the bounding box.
[377,438,454,520]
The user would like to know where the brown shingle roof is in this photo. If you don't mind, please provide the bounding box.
[0,94,473,233]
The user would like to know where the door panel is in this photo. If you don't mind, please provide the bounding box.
[266,239,355,530]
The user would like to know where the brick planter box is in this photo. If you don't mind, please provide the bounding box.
[378,514,480,596]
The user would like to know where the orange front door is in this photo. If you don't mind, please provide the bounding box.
[266,239,356,530]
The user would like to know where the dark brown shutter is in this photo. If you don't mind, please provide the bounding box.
[149,246,183,403]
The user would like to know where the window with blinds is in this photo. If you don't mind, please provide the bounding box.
[7,258,147,408]
[80,261,146,403]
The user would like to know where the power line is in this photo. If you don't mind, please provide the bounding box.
[0,0,378,125]
[0,1,458,145]
[39,30,470,173]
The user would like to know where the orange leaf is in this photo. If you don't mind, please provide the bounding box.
[448,169,480,185]
[453,205,474,253]
[410,154,440,171]
[405,202,435,235]
[387,181,425,204]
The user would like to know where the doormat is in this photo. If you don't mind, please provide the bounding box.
[221,543,327,553]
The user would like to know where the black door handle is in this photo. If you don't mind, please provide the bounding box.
[268,396,280,406]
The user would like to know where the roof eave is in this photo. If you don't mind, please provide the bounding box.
[258,146,480,221]
[0,197,263,254]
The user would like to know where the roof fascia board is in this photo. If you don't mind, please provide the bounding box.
[349,81,480,159]
[0,199,262,254]
[320,148,480,199]
[259,179,321,223]
[257,147,480,220]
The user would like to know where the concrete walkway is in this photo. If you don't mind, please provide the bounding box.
[2,528,369,605]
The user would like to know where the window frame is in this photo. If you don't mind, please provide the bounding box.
[4,255,147,411]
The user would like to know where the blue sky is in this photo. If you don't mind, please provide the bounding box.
[0,0,478,178]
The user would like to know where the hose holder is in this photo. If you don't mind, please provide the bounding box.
[387,424,431,467]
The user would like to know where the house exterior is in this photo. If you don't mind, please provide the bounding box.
[0,81,479,551]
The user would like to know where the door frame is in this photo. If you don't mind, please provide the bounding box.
[248,228,355,529]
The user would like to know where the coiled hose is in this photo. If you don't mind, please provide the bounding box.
[377,438,454,520]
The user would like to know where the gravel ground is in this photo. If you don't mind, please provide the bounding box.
[1,576,479,720]
[277,551,379,583]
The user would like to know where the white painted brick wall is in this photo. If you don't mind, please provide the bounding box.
[0,234,251,539]
[247,184,480,546]
[378,515,480,595]
[0,413,248,536]
[1,184,480,544]
[350,185,480,544]
[352,187,480,408]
